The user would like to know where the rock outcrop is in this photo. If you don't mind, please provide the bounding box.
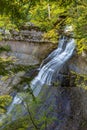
[27,50,87,130]
[0,23,57,65]
[0,40,57,65]
[48,50,87,130]
[69,50,87,75]
[0,71,25,95]
[23,50,87,130]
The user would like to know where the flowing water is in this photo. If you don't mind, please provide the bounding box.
[6,36,75,117]
[0,34,76,129]
[0,93,26,129]
[30,37,75,97]
[7,94,22,115]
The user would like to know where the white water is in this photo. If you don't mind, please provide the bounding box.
[39,36,66,68]
[0,95,22,122]
[7,95,22,114]
[30,38,75,97]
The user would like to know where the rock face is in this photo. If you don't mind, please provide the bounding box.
[0,40,57,65]
[0,24,57,65]
[68,51,87,130]
[69,50,87,74]
[31,51,87,130]
[0,71,25,95]
[23,50,87,130]
[0,24,57,96]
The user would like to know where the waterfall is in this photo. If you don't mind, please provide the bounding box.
[30,37,75,97]
[7,94,22,114]
[39,36,66,68]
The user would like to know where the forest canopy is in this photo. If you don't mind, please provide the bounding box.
[0,0,87,50]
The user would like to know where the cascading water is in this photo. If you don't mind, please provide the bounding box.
[7,94,22,115]
[39,36,66,68]
[0,25,76,130]
[0,94,23,121]
[30,37,75,97]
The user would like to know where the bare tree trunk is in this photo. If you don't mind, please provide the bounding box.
[48,3,51,19]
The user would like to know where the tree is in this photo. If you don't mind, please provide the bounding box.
[0,0,87,43]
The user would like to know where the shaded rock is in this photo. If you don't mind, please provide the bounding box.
[27,85,86,130]
[0,71,25,95]
[69,51,87,75]
[30,50,87,130]
[12,71,25,86]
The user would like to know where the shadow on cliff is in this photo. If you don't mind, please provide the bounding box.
[32,79,87,130]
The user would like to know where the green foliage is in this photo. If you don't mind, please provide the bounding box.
[0,16,17,30]
[0,44,10,53]
[0,0,27,25]
[0,95,12,114]
[30,1,66,31]
[70,71,87,90]
[0,56,15,76]
[0,0,87,46]
[2,116,29,130]
[0,44,15,76]
[77,38,87,54]
[0,90,56,130]
[0,0,40,26]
